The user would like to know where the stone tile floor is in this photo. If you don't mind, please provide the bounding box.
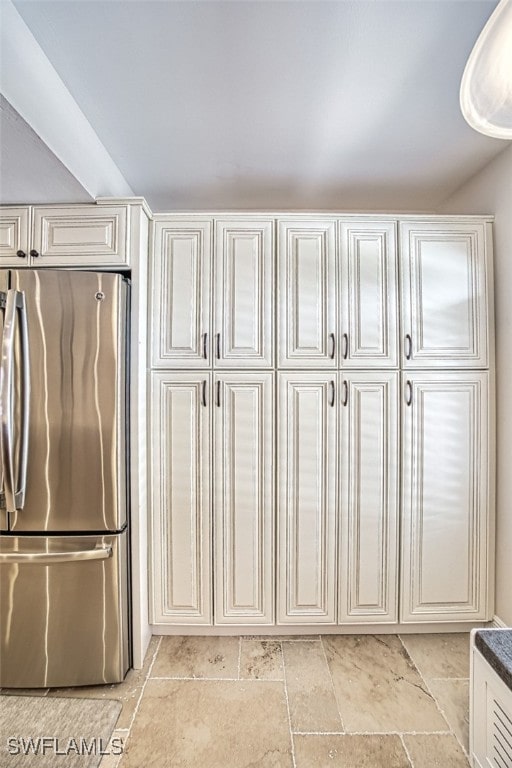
[2,633,471,767]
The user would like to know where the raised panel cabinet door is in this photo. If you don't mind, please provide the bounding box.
[214,219,274,368]
[278,219,337,368]
[214,373,274,624]
[339,372,399,623]
[400,221,490,368]
[32,206,128,265]
[150,373,212,625]
[339,220,399,368]
[401,372,491,622]
[151,219,212,368]
[0,207,30,264]
[278,373,337,624]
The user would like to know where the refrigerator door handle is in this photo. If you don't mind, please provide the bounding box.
[0,290,30,512]
[16,291,30,510]
[0,545,113,564]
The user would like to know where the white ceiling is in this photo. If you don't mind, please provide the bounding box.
[2,0,510,212]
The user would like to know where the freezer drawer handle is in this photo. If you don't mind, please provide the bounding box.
[0,545,113,564]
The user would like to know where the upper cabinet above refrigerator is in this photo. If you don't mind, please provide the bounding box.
[0,205,129,267]
[400,221,491,369]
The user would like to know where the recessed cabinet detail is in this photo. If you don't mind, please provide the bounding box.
[149,215,494,630]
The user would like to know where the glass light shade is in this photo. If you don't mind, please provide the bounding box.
[460,0,512,139]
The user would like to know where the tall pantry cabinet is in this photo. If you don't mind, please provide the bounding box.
[150,218,275,625]
[149,214,494,630]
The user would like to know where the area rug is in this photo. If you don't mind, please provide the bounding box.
[0,695,122,767]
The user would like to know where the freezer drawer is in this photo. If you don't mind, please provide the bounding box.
[0,532,130,688]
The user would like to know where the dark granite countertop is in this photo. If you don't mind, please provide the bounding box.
[475,629,512,691]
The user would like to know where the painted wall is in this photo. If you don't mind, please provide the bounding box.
[440,143,512,626]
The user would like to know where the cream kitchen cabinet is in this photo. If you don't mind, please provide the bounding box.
[150,372,212,625]
[214,373,274,624]
[0,204,129,266]
[0,207,30,263]
[400,371,491,622]
[151,219,213,368]
[339,220,399,368]
[151,371,274,626]
[400,221,491,369]
[151,217,273,369]
[214,219,274,368]
[278,219,337,368]
[339,371,399,623]
[277,372,338,624]
[149,213,494,631]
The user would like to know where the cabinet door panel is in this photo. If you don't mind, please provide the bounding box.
[278,373,337,623]
[339,372,399,623]
[215,220,273,368]
[278,220,336,367]
[401,372,490,622]
[400,222,489,368]
[151,373,212,625]
[151,220,212,367]
[340,220,398,367]
[32,206,128,265]
[0,207,30,264]
[214,374,274,624]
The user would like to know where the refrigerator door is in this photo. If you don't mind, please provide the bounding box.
[7,270,128,533]
[0,531,130,687]
[0,269,9,530]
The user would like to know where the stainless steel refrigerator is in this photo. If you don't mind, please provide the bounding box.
[0,269,130,688]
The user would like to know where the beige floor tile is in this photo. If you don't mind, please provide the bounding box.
[403,733,470,767]
[151,636,239,679]
[52,635,160,729]
[399,633,470,679]
[323,635,447,733]
[240,640,284,680]
[119,678,293,768]
[294,734,410,767]
[428,678,469,753]
[283,641,342,733]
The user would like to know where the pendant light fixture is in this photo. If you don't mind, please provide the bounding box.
[460,0,512,139]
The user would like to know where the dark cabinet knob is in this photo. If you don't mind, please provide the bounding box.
[16,250,27,258]
[29,249,40,258]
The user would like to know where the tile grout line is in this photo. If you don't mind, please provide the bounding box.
[397,634,470,761]
[118,636,163,764]
[280,640,297,768]
[237,636,242,681]
[319,635,346,733]
[148,675,285,682]
[399,733,415,768]
[291,729,454,736]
